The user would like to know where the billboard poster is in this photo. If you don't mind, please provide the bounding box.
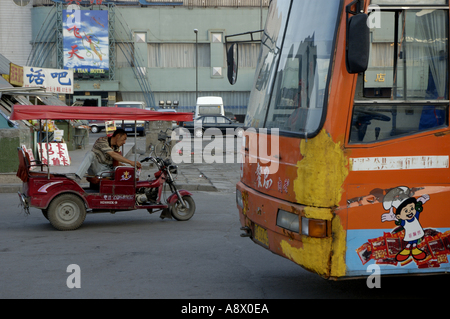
[63,9,109,74]
[23,67,74,94]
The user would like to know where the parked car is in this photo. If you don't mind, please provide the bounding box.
[114,101,147,136]
[182,114,244,138]
[88,119,105,133]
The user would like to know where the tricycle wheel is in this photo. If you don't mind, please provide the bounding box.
[171,195,195,221]
[47,194,86,231]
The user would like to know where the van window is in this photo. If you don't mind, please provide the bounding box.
[351,9,449,144]
[197,105,223,115]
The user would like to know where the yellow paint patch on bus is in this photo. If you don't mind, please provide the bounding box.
[303,206,333,221]
[280,216,347,279]
[241,190,249,216]
[294,130,349,208]
[280,237,333,278]
[330,216,347,278]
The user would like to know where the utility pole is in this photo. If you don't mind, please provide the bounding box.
[194,29,198,102]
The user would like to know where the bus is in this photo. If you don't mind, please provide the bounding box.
[230,0,450,279]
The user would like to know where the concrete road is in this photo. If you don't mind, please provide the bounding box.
[0,191,448,300]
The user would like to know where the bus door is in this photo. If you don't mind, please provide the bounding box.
[346,3,450,276]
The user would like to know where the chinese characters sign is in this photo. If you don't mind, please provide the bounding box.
[38,143,71,166]
[63,9,109,74]
[9,63,24,87]
[350,156,449,171]
[365,70,393,87]
[23,67,74,94]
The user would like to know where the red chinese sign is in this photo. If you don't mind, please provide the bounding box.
[9,63,23,87]
[38,143,71,166]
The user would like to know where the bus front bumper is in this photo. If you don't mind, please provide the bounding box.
[236,181,347,279]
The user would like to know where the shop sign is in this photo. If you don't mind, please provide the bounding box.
[23,67,74,94]
[9,63,23,87]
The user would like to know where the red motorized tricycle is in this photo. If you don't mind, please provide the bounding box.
[12,105,195,231]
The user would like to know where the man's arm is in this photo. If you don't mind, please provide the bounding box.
[106,151,142,169]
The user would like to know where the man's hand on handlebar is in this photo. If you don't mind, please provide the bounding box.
[141,156,156,164]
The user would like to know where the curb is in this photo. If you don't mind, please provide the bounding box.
[0,184,22,194]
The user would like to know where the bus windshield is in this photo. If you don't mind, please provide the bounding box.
[246,0,342,136]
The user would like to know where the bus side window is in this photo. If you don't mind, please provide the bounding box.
[350,9,449,144]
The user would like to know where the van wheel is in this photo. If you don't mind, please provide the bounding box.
[47,194,86,231]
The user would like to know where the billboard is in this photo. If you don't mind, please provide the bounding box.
[63,9,109,74]
[23,67,74,94]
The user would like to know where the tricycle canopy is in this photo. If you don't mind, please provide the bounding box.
[10,105,193,122]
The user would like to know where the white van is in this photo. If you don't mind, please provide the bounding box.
[195,97,224,119]
[114,101,147,136]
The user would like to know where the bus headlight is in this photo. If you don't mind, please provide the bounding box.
[301,217,328,238]
[236,189,243,208]
[276,210,299,233]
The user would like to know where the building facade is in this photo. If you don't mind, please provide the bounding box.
[1,0,269,118]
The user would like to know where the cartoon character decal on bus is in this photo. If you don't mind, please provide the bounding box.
[356,186,450,268]
[381,187,429,262]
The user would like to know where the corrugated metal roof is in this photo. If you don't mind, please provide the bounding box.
[38,95,67,106]
[0,54,10,76]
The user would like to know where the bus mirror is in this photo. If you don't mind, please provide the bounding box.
[227,43,239,85]
[346,13,370,74]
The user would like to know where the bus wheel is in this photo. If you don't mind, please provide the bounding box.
[47,194,86,231]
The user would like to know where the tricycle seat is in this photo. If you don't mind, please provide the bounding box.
[16,147,67,182]
[85,166,137,190]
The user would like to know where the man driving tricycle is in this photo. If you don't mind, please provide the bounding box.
[75,128,142,181]
[12,104,195,231]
